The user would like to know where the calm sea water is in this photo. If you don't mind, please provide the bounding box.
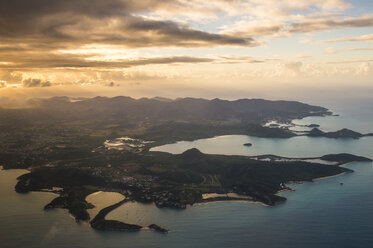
[1,100,373,248]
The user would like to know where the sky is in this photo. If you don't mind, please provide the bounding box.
[0,0,373,102]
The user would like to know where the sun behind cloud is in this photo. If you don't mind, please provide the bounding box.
[0,0,373,99]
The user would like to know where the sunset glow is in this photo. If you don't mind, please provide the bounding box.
[1,0,373,100]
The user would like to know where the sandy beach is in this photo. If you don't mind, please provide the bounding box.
[312,172,349,182]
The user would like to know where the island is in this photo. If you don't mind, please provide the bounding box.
[0,96,371,232]
[306,128,370,139]
[307,124,320,128]
[148,224,168,233]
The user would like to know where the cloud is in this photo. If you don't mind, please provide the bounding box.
[0,0,372,89]
[0,55,214,69]
[22,78,52,87]
[221,12,373,38]
[0,0,257,81]
[326,59,373,64]
[0,0,362,53]
[0,81,7,88]
[349,47,373,51]
[284,61,303,74]
[325,47,338,54]
[355,62,373,75]
[316,34,373,43]
[0,70,23,84]
[290,15,373,33]
[215,55,264,64]
[105,82,117,87]
[324,46,373,54]
[0,0,254,49]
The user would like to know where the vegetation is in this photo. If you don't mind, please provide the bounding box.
[307,128,372,139]
[14,147,366,219]
[1,96,370,229]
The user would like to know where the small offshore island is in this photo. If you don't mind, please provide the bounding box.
[0,96,372,232]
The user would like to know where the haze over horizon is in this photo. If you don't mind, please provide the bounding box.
[1,0,373,102]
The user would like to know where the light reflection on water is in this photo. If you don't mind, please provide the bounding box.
[85,191,125,218]
[151,134,373,158]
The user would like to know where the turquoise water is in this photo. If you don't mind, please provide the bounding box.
[1,100,373,248]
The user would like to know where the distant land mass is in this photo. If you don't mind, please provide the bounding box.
[307,128,372,139]
[0,96,330,153]
[0,96,371,232]
[13,96,332,128]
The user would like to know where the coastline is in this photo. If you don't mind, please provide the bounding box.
[0,159,362,233]
[312,162,353,182]
[197,198,269,207]
[83,162,359,231]
[5,149,370,231]
[312,171,349,182]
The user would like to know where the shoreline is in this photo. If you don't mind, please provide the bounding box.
[5,154,368,231]
[312,171,349,182]
[85,166,356,229]
[196,198,269,207]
